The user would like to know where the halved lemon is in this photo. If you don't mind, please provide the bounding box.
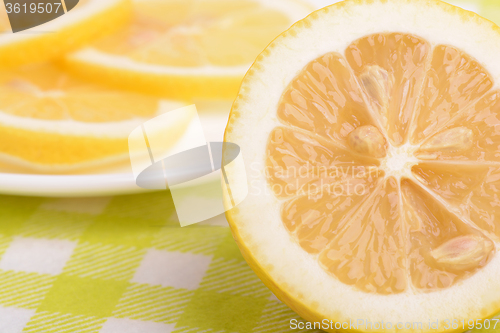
[0,64,188,173]
[62,0,313,100]
[224,0,500,331]
[0,0,131,68]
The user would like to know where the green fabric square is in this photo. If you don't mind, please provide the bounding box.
[39,275,129,317]
[482,2,500,25]
[63,242,146,281]
[151,226,229,255]
[211,231,246,262]
[80,215,157,248]
[177,289,268,332]
[103,191,177,225]
[0,196,43,236]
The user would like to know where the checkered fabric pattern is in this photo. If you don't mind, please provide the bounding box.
[0,191,497,333]
[0,191,323,333]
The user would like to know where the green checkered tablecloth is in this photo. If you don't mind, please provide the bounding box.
[0,191,321,333]
[0,193,497,333]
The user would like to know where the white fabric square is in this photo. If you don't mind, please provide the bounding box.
[0,306,35,333]
[132,249,211,290]
[100,318,175,333]
[0,237,76,275]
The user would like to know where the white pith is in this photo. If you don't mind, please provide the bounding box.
[69,48,251,76]
[224,0,500,331]
[66,0,314,76]
[381,144,419,179]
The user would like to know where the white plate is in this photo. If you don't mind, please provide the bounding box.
[0,172,143,197]
[0,112,230,197]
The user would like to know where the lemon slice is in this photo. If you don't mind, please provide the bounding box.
[0,64,188,173]
[63,0,313,100]
[224,0,500,331]
[0,0,131,68]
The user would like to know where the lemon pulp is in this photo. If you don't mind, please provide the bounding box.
[91,0,291,67]
[266,33,499,295]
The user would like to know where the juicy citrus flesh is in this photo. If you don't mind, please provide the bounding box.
[63,0,312,100]
[266,32,500,295]
[0,65,159,122]
[90,0,291,68]
[0,64,172,170]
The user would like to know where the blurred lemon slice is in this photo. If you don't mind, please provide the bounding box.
[63,0,313,100]
[0,0,131,67]
[0,64,188,174]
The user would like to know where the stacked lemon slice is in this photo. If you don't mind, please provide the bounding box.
[0,0,312,173]
[63,0,313,99]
